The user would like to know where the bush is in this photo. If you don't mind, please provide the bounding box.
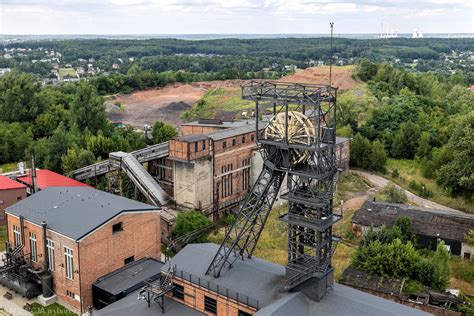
[409,180,433,198]
[378,183,408,203]
[431,241,450,289]
[391,168,399,178]
[173,210,212,242]
[403,279,425,294]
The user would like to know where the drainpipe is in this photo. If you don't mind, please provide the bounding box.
[20,215,25,246]
[41,221,48,272]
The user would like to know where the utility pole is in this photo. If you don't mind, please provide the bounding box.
[329,22,334,86]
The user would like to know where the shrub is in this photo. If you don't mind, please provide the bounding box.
[391,168,399,178]
[379,183,408,203]
[173,210,211,242]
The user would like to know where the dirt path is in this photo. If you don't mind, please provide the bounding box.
[353,170,465,215]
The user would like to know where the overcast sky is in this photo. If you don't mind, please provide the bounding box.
[1,0,473,35]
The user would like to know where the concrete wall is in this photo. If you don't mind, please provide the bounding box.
[461,243,474,260]
[0,187,27,225]
[174,159,213,211]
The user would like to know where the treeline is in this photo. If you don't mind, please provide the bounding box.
[0,71,154,174]
[343,59,473,198]
[7,37,473,63]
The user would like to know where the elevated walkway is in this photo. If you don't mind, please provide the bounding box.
[73,142,169,181]
[109,151,169,206]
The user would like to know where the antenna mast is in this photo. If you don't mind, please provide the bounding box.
[329,22,334,86]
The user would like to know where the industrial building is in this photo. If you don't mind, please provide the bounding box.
[95,243,430,316]
[3,186,162,313]
[0,175,27,225]
[73,116,350,243]
[352,200,474,258]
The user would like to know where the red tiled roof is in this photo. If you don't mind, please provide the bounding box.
[0,175,27,190]
[17,170,91,190]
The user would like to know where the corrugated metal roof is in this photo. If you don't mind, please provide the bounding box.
[5,186,159,240]
[0,175,26,190]
[352,200,474,242]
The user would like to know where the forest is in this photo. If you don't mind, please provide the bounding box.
[341,59,473,201]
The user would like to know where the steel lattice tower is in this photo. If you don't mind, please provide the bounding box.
[206,81,342,300]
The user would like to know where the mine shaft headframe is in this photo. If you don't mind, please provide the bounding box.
[241,81,337,103]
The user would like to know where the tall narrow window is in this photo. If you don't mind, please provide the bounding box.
[202,141,206,150]
[194,142,198,152]
[204,296,217,314]
[64,247,74,280]
[29,232,37,262]
[47,239,55,271]
[13,225,21,247]
[242,158,251,190]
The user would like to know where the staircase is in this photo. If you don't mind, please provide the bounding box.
[109,151,169,206]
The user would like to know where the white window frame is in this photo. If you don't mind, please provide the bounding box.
[13,225,21,247]
[46,239,55,271]
[64,247,74,280]
[29,232,37,262]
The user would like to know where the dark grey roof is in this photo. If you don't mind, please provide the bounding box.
[339,266,404,295]
[175,134,210,142]
[94,289,204,316]
[352,201,474,242]
[93,258,164,296]
[164,243,431,316]
[5,187,159,240]
[208,123,257,141]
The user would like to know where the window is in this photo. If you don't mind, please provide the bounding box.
[172,283,184,300]
[66,290,75,298]
[17,196,22,201]
[13,225,21,247]
[221,164,233,198]
[194,142,198,152]
[202,141,206,150]
[64,247,74,280]
[238,310,252,316]
[464,252,471,260]
[124,256,134,265]
[204,296,217,314]
[46,239,55,271]
[251,134,255,141]
[29,232,37,262]
[242,136,246,144]
[232,138,236,146]
[222,141,227,149]
[242,158,251,190]
[112,222,123,233]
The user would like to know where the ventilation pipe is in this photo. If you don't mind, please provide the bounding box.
[40,221,54,298]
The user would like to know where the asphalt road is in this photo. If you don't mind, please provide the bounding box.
[352,170,466,215]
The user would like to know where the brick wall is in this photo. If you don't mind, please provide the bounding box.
[6,211,161,313]
[0,187,26,225]
[78,211,161,311]
[169,276,256,316]
[213,131,257,211]
[181,125,225,136]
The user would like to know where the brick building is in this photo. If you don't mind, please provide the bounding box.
[0,175,27,225]
[163,119,350,215]
[4,186,161,312]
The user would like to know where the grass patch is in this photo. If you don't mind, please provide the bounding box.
[180,88,254,121]
[385,159,473,212]
[0,163,17,173]
[59,68,77,79]
[31,303,76,316]
[449,257,474,295]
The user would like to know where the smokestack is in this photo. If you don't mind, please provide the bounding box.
[30,150,38,194]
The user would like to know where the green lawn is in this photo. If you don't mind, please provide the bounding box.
[0,163,17,173]
[31,303,76,316]
[385,159,473,212]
